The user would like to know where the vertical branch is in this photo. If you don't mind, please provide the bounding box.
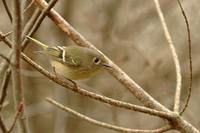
[11,0,28,132]
[153,0,182,113]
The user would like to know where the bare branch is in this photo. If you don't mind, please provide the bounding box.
[0,32,12,77]
[23,0,34,13]
[153,0,182,113]
[0,70,11,111]
[7,102,23,133]
[2,0,12,23]
[11,0,28,132]
[0,54,10,64]
[22,0,58,50]
[47,98,172,133]
[176,0,192,115]
[0,31,12,42]
[0,115,8,133]
[22,9,42,37]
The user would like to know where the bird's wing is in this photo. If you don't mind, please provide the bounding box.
[57,55,81,67]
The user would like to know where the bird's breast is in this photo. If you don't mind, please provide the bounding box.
[50,61,101,80]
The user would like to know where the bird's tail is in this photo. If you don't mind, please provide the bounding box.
[26,36,48,49]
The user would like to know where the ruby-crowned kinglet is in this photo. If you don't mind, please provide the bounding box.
[26,36,110,80]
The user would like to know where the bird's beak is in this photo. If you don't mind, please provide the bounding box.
[101,63,111,68]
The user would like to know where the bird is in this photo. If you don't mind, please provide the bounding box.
[26,36,110,80]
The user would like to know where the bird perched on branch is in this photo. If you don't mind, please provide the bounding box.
[26,36,110,80]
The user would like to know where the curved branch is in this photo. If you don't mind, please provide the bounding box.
[176,0,192,115]
[47,98,172,133]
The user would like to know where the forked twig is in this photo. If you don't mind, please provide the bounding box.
[153,0,182,113]
[0,31,12,42]
[0,115,8,133]
[7,102,23,133]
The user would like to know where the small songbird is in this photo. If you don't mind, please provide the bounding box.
[26,36,110,80]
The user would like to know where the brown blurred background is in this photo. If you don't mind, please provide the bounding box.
[0,0,199,133]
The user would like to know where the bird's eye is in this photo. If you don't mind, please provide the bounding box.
[93,57,101,65]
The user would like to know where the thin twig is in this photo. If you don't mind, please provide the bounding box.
[0,32,12,77]
[0,0,57,79]
[47,98,172,133]
[0,54,10,64]
[0,70,11,111]
[0,31,12,42]
[22,9,42,37]
[34,0,169,112]
[11,0,27,132]
[7,102,23,133]
[0,32,12,48]
[176,0,192,115]
[22,0,58,50]
[2,0,13,23]
[0,115,8,133]
[23,0,34,13]
[153,0,182,113]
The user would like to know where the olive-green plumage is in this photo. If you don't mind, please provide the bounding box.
[26,36,109,80]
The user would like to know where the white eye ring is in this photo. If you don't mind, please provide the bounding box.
[93,57,101,65]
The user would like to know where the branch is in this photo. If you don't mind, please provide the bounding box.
[22,8,42,37]
[11,0,27,132]
[0,31,12,42]
[34,0,169,112]
[0,0,58,87]
[22,52,175,119]
[7,102,23,133]
[47,98,172,133]
[0,70,11,111]
[176,0,192,115]
[1,2,199,132]
[0,54,10,64]
[153,0,182,113]
[0,32,176,120]
[22,0,58,50]
[2,0,12,23]
[23,0,34,13]
[0,115,8,133]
